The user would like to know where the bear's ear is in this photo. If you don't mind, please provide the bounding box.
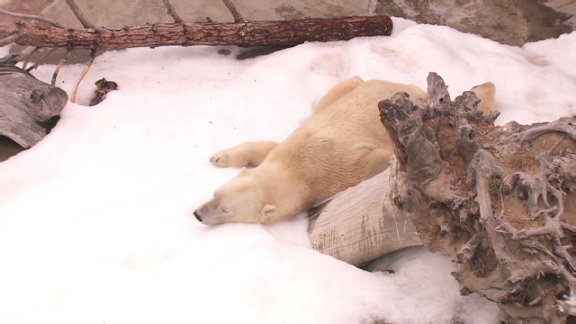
[261,205,277,218]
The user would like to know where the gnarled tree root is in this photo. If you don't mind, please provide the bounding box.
[379,73,576,324]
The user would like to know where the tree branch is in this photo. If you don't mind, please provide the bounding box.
[65,0,94,28]
[162,0,184,23]
[1,16,393,50]
[222,0,244,23]
[0,8,63,27]
[71,49,96,103]
[25,48,58,72]
[52,50,71,85]
[22,47,41,70]
[0,34,20,47]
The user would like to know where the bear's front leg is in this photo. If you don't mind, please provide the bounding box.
[210,141,278,168]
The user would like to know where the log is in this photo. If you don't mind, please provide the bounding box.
[308,157,422,267]
[0,56,68,149]
[0,16,393,49]
[377,72,576,324]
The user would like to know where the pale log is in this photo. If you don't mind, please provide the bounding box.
[0,57,67,150]
[308,157,422,267]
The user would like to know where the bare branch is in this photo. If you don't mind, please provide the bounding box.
[0,8,63,27]
[65,0,94,28]
[22,47,41,70]
[561,221,576,233]
[0,34,20,47]
[71,49,96,103]
[52,50,71,86]
[222,0,244,23]
[162,0,184,23]
[4,16,393,49]
[25,48,58,72]
[38,0,60,16]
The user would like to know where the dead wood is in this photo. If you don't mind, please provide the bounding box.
[65,0,94,28]
[0,56,67,149]
[379,72,576,324]
[0,16,392,50]
[308,161,422,267]
[161,0,184,23]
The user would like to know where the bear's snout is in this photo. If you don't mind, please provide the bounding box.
[193,210,203,222]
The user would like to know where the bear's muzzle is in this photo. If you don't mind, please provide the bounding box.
[193,210,203,222]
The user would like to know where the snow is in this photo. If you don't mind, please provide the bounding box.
[1,17,575,324]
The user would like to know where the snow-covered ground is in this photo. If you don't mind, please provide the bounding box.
[1,18,575,324]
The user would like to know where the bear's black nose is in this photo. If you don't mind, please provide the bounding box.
[193,210,203,222]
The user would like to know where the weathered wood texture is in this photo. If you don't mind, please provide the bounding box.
[379,72,575,324]
[308,160,422,267]
[0,58,67,149]
[0,16,393,49]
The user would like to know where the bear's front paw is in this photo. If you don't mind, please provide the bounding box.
[210,151,232,167]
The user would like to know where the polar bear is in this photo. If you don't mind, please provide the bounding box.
[194,77,496,225]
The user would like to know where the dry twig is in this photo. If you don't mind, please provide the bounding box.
[51,50,71,85]
[65,0,94,28]
[71,49,97,103]
[0,8,63,27]
[222,0,244,22]
[161,0,183,23]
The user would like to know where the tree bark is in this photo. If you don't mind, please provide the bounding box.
[0,16,393,49]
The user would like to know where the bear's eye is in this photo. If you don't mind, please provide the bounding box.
[221,208,230,214]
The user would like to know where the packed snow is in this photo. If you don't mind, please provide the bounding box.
[1,17,575,324]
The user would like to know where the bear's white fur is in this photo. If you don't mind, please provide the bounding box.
[194,77,496,224]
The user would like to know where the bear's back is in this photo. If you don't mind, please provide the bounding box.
[263,79,427,200]
[308,79,427,142]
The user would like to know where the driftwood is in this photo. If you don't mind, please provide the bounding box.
[375,73,575,323]
[308,157,422,267]
[0,56,67,149]
[0,16,393,50]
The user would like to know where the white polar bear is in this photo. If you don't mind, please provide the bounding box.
[194,77,495,225]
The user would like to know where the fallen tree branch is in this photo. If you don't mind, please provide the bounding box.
[0,16,393,49]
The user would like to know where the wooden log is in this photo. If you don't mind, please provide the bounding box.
[308,157,422,267]
[379,72,576,324]
[0,16,393,49]
[0,58,68,149]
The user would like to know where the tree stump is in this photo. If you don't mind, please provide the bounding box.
[377,72,576,324]
[0,56,67,152]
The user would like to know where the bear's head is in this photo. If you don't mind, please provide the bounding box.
[193,173,278,225]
